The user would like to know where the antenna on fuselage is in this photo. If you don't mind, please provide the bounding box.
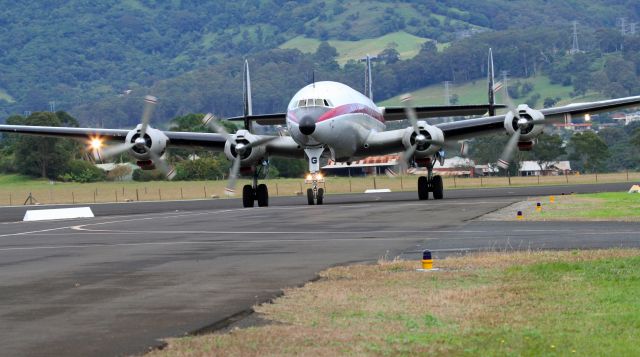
[487,48,496,116]
[243,59,253,132]
[312,70,315,88]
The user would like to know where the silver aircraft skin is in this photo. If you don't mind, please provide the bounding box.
[2,50,640,207]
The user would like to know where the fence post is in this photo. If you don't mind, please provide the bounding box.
[373,177,377,189]
[349,178,352,192]
[480,176,483,187]
[137,189,140,201]
[537,174,540,185]
[400,176,404,191]
[626,169,629,181]
[159,188,162,200]
[180,187,183,199]
[595,171,598,183]
[275,183,279,196]
[72,192,75,204]
[299,182,303,193]
[9,193,12,206]
[204,186,207,198]
[453,175,457,188]
[566,173,569,184]
[115,190,118,202]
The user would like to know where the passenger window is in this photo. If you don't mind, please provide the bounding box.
[315,99,323,106]
[298,99,306,107]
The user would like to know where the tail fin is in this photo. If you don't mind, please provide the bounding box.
[364,54,373,101]
[487,48,496,116]
[243,59,253,131]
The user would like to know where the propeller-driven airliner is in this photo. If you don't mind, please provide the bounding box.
[2,50,640,207]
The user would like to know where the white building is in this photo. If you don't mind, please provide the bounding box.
[519,161,571,176]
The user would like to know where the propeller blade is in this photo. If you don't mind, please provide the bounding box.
[202,113,230,136]
[401,94,419,134]
[400,144,417,173]
[150,151,176,180]
[225,156,242,195]
[497,128,522,170]
[139,95,157,138]
[96,142,135,160]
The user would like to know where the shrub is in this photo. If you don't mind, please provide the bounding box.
[60,160,106,183]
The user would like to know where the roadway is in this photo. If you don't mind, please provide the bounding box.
[0,182,638,356]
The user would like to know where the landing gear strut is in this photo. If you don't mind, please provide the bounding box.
[306,175,324,205]
[417,158,443,200]
[241,165,269,208]
[304,147,326,205]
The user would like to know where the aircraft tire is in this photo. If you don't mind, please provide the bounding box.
[257,184,269,207]
[432,175,444,200]
[317,188,324,205]
[242,185,255,208]
[307,188,315,205]
[418,176,429,200]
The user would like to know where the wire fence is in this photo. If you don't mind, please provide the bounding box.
[1,171,639,206]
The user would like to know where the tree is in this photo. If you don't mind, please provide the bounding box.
[314,42,339,71]
[568,131,609,173]
[468,134,509,172]
[12,112,79,179]
[631,128,640,150]
[530,133,565,173]
[270,157,306,178]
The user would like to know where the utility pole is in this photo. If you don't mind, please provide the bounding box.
[443,81,451,105]
[49,101,56,112]
[570,21,580,54]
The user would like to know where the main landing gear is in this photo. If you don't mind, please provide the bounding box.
[242,166,269,208]
[417,159,444,200]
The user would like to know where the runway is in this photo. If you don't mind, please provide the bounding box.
[0,182,638,356]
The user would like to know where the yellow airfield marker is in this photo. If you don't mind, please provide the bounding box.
[550,196,555,203]
[517,210,524,220]
[536,202,542,212]
[417,250,439,272]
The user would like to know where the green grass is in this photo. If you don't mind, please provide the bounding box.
[280,31,429,65]
[153,250,640,356]
[535,192,640,221]
[378,75,604,107]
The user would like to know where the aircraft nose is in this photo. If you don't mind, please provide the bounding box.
[298,115,316,135]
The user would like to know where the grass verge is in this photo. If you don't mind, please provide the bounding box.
[488,192,640,222]
[150,249,640,356]
[0,173,638,206]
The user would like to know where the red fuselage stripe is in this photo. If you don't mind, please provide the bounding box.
[287,103,384,124]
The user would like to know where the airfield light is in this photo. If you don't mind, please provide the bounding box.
[421,250,433,270]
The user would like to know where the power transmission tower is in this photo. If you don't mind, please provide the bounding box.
[630,23,637,36]
[444,81,451,105]
[570,21,581,54]
[49,101,56,112]
[619,17,627,36]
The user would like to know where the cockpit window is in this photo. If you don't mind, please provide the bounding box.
[324,99,332,107]
[315,99,324,106]
[306,99,315,107]
[297,98,333,108]
[297,99,306,108]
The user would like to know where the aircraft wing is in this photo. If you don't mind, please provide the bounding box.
[362,94,640,153]
[381,104,506,121]
[226,113,287,126]
[0,124,227,149]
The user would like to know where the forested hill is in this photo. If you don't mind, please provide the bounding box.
[0,1,639,126]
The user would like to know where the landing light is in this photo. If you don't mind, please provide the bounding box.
[89,137,103,150]
[584,114,591,122]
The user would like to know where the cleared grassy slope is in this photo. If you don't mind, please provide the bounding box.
[378,75,604,107]
[280,31,430,65]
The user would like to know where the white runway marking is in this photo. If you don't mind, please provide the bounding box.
[0,236,437,252]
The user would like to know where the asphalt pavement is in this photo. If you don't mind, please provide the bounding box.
[0,182,638,356]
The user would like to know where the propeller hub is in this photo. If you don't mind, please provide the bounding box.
[415,134,427,145]
[134,137,147,147]
[235,143,246,154]
[517,118,529,128]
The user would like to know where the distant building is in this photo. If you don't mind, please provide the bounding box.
[519,161,571,176]
[322,155,477,177]
[611,111,640,125]
[95,163,138,181]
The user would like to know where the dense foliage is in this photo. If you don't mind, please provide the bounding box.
[0,1,638,126]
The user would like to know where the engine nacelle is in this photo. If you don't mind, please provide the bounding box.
[504,104,544,141]
[125,125,169,161]
[402,121,444,158]
[224,129,268,166]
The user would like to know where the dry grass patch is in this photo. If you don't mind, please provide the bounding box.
[151,249,640,356]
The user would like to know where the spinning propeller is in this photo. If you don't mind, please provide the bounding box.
[399,94,444,171]
[496,88,546,170]
[94,95,176,180]
[202,113,276,195]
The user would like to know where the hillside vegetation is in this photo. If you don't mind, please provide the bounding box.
[0,1,638,125]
